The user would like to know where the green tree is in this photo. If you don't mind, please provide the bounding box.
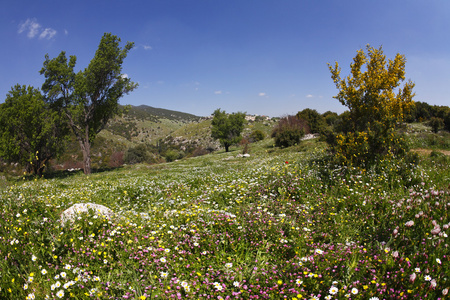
[296,108,326,134]
[429,117,444,133]
[328,45,415,166]
[0,85,68,176]
[40,33,137,174]
[249,129,265,142]
[211,109,246,152]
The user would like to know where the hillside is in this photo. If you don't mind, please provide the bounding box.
[102,105,203,144]
[46,105,277,171]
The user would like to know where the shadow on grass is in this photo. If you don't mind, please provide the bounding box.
[45,166,125,179]
[4,165,126,182]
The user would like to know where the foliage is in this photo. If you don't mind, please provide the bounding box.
[0,85,68,176]
[405,101,450,129]
[249,129,265,142]
[429,117,445,133]
[405,131,450,150]
[40,33,138,174]
[271,115,309,147]
[108,151,124,168]
[296,108,326,134]
[124,144,151,165]
[211,109,246,152]
[328,45,415,166]
[164,149,183,162]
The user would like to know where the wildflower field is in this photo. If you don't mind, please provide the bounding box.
[0,139,449,299]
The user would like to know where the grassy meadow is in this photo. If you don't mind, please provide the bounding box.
[0,136,449,299]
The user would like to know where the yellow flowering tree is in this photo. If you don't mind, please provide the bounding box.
[328,45,415,166]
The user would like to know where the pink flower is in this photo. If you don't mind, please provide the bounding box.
[430,279,437,288]
[409,273,416,282]
[405,221,414,227]
[431,226,441,235]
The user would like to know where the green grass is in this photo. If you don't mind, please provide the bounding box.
[0,138,449,299]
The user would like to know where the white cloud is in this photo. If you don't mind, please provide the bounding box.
[306,94,314,98]
[18,19,41,38]
[64,29,69,35]
[258,92,266,97]
[18,18,57,40]
[143,45,152,50]
[214,90,222,95]
[121,74,129,79]
[39,28,57,40]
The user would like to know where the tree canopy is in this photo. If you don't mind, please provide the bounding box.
[296,108,326,134]
[328,45,415,166]
[211,109,246,152]
[0,84,68,176]
[40,33,137,174]
[328,45,415,133]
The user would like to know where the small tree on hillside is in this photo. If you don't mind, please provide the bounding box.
[429,117,444,133]
[40,33,138,174]
[328,45,415,166]
[0,85,68,175]
[211,109,246,152]
[271,115,310,148]
[296,108,326,134]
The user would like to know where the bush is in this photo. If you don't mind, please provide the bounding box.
[109,151,124,168]
[429,117,444,133]
[271,115,309,148]
[332,129,409,168]
[190,147,210,157]
[249,130,265,142]
[164,149,183,162]
[124,144,150,164]
[296,108,326,134]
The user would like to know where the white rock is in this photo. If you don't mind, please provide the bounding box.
[60,203,115,225]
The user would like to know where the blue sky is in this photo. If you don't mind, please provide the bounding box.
[1,1,449,117]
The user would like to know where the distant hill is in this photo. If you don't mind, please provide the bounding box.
[126,105,201,122]
[102,105,203,145]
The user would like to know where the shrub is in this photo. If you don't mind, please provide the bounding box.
[296,108,326,134]
[190,147,210,157]
[109,151,124,168]
[124,144,150,164]
[240,138,250,154]
[328,45,414,167]
[164,149,182,162]
[271,115,309,148]
[429,117,444,133]
[249,129,265,142]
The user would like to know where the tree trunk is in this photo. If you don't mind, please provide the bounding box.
[79,127,92,175]
[80,139,91,175]
[224,143,230,152]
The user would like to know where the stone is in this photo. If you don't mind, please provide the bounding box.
[60,203,115,225]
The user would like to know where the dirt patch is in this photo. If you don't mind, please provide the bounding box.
[411,148,450,156]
